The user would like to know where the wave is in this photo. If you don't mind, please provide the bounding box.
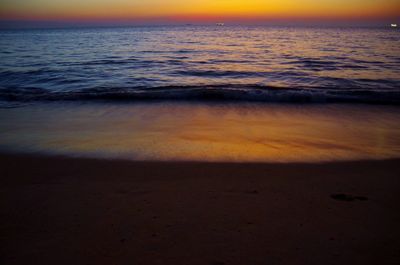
[1,85,400,105]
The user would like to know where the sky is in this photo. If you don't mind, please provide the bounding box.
[0,0,399,27]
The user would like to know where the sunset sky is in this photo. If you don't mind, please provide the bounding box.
[1,0,399,25]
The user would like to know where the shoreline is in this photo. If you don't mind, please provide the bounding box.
[1,152,400,264]
[2,102,400,163]
[2,150,400,164]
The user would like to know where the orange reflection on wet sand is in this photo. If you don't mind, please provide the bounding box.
[0,102,399,162]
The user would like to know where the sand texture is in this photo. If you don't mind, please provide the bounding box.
[1,153,400,265]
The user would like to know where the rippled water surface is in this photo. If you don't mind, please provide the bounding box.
[1,26,400,103]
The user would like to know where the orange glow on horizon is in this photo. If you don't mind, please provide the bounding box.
[0,0,399,22]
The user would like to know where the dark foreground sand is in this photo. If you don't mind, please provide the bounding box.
[1,154,400,265]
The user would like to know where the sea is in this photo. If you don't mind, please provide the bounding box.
[1,26,400,162]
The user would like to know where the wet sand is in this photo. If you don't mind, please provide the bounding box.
[1,153,400,265]
[2,102,400,163]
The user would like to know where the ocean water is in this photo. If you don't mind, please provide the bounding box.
[1,26,400,162]
[1,26,400,104]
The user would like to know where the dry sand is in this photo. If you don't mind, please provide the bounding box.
[1,153,400,265]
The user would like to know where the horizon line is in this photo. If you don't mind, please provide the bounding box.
[1,16,398,29]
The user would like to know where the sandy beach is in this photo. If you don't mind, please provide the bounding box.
[1,153,399,265]
[2,14,400,265]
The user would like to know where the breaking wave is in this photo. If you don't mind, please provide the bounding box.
[1,85,400,105]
